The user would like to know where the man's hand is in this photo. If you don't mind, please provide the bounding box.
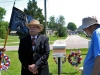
[28,64,38,74]
[32,69,38,74]
[0,48,6,52]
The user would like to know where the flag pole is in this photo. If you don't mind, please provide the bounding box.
[3,0,16,48]
[3,28,10,48]
[44,0,47,35]
[3,0,16,49]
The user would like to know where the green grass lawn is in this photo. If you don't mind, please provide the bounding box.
[48,36,66,41]
[0,35,67,46]
[79,34,90,40]
[48,36,67,44]
[1,48,88,75]
[0,36,20,46]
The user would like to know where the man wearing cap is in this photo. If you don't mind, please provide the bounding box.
[18,19,50,75]
[79,17,100,75]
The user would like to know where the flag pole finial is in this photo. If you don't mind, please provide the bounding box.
[13,0,16,6]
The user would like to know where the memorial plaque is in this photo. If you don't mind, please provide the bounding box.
[52,40,66,57]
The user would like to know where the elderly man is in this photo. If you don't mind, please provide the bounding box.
[79,17,100,75]
[18,19,50,75]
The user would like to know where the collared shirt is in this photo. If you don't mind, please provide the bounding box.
[83,26,100,75]
[31,35,37,51]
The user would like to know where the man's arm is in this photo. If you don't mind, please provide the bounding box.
[92,56,100,75]
[35,36,50,68]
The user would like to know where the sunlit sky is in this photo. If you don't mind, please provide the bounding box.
[0,0,100,28]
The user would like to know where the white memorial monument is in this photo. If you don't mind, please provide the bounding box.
[52,40,66,75]
[52,40,66,57]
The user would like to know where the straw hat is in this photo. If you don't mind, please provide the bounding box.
[79,17,98,29]
[26,19,44,32]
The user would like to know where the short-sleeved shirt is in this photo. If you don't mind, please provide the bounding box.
[83,26,100,75]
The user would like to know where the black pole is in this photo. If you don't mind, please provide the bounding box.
[58,57,60,75]
[44,0,47,35]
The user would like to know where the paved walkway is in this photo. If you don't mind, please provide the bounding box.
[65,35,90,49]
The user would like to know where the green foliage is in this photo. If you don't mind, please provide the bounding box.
[61,27,67,37]
[48,16,56,30]
[58,27,67,37]
[0,7,8,39]
[0,21,8,39]
[56,15,65,25]
[24,0,45,34]
[0,26,6,38]
[0,7,6,21]
[67,22,77,31]
[56,15,67,37]
[48,15,67,37]
[54,31,58,36]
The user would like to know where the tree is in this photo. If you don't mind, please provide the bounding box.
[0,7,6,21]
[56,15,67,37]
[48,15,67,37]
[48,16,56,30]
[0,21,9,39]
[0,7,8,39]
[67,22,77,31]
[24,0,45,34]
[56,15,65,25]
